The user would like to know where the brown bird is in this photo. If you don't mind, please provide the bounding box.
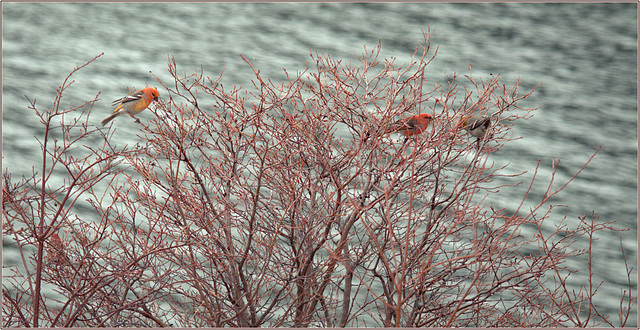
[384,113,434,137]
[459,115,491,139]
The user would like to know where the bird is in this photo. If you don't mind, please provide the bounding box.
[384,113,434,137]
[458,114,491,139]
[101,87,159,126]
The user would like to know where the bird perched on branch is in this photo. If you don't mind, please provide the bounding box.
[458,114,491,139]
[101,87,159,126]
[384,113,434,137]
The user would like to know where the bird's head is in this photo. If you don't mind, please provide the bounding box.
[456,115,471,129]
[418,113,434,121]
[150,87,160,102]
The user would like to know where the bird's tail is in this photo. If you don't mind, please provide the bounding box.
[101,113,118,126]
[383,121,403,135]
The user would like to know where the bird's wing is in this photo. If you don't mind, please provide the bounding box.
[112,90,144,105]
[398,118,419,130]
[468,116,491,130]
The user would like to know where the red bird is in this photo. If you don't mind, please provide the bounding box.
[384,113,434,137]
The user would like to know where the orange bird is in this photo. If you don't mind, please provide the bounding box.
[384,113,434,137]
[101,87,160,126]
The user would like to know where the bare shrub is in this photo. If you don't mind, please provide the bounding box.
[3,32,635,327]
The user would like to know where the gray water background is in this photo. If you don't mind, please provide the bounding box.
[2,3,637,326]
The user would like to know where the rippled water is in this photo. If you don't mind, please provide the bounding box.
[3,3,636,326]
